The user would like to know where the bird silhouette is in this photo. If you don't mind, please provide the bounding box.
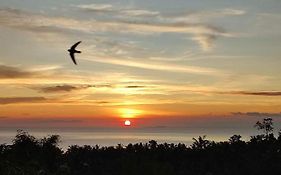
[68,41,82,65]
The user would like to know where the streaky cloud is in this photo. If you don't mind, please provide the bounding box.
[39,85,88,93]
[0,7,235,51]
[0,65,34,79]
[83,55,223,76]
[219,91,281,96]
[160,8,246,23]
[0,64,62,80]
[37,84,112,93]
[187,89,281,97]
[0,97,46,105]
[121,9,160,17]
[37,84,148,93]
[26,118,84,124]
[76,4,114,12]
[125,85,147,89]
[232,112,281,117]
[221,8,246,15]
[0,116,8,119]
[76,3,159,17]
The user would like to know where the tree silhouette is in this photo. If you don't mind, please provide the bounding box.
[229,134,242,144]
[1,119,281,175]
[255,117,274,137]
[191,135,211,150]
[149,140,157,149]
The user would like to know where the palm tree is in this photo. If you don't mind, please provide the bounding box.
[191,135,211,150]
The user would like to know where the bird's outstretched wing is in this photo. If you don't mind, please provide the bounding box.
[70,52,77,65]
[70,41,82,50]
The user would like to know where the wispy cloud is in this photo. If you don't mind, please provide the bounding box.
[179,89,281,97]
[76,3,159,17]
[0,8,66,34]
[38,85,92,93]
[76,4,243,50]
[173,87,281,97]
[216,91,281,96]
[77,4,113,12]
[192,35,218,51]
[28,65,63,72]
[221,8,246,16]
[162,8,246,23]
[83,55,223,76]
[0,64,64,80]
[0,97,46,105]
[121,9,160,17]
[0,8,92,35]
[232,112,281,117]
[158,84,281,97]
[0,7,238,51]
[0,65,36,79]
[36,84,148,93]
[26,118,84,124]
[0,117,85,128]
[125,85,147,89]
[77,5,244,50]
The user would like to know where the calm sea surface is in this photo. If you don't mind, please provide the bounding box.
[0,127,261,150]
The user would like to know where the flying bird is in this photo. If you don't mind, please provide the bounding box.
[68,41,82,65]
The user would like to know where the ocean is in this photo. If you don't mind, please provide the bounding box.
[0,127,262,150]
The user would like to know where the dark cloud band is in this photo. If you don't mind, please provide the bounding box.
[0,65,35,79]
[232,112,281,117]
[0,97,46,105]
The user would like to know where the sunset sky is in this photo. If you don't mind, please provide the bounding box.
[0,0,280,129]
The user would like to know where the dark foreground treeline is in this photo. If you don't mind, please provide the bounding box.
[1,118,281,175]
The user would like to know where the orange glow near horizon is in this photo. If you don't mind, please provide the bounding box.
[119,108,143,119]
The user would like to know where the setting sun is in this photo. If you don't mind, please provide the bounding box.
[124,120,131,126]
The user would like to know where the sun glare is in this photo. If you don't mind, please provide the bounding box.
[119,108,142,118]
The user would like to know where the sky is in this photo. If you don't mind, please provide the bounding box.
[0,0,281,129]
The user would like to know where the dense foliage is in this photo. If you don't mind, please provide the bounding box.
[1,118,281,175]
